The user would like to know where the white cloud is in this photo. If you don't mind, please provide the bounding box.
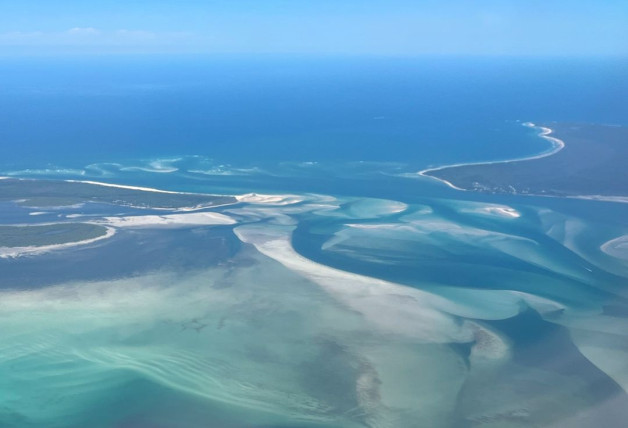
[66,27,100,36]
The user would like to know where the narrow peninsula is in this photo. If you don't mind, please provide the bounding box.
[423,123,628,201]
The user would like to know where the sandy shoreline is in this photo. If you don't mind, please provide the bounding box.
[65,179,201,195]
[0,226,116,258]
[416,122,565,191]
[52,180,308,209]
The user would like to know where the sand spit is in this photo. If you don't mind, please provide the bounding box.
[417,123,565,190]
[0,227,116,258]
[65,179,186,194]
[96,212,236,228]
[234,224,517,355]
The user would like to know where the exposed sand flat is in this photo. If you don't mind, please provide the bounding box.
[118,201,236,213]
[601,235,628,261]
[469,206,521,218]
[236,193,304,205]
[490,207,520,218]
[96,212,236,228]
[466,321,511,361]
[234,225,505,345]
[0,227,115,258]
[455,202,521,219]
[65,179,184,194]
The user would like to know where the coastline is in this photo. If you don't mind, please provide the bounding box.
[67,180,309,210]
[0,226,116,259]
[1,177,241,212]
[65,179,206,196]
[417,122,565,191]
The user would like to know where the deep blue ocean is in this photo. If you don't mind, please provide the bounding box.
[1,55,627,196]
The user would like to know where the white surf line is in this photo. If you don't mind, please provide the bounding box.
[0,227,116,259]
[566,195,628,204]
[417,122,566,190]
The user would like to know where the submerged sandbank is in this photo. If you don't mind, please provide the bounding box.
[601,235,628,261]
[234,224,520,360]
[236,193,305,205]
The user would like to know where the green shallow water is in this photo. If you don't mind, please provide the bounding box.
[1,182,627,427]
[1,56,628,427]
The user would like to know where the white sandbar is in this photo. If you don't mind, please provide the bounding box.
[0,227,116,258]
[236,193,304,205]
[65,180,189,195]
[96,212,236,228]
[601,235,628,261]
[234,225,475,343]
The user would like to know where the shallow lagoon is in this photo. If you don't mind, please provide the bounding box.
[1,175,627,427]
[1,57,628,427]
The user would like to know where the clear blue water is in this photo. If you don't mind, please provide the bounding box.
[2,56,627,173]
[1,56,628,427]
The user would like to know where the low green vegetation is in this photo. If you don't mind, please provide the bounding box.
[428,123,628,197]
[0,179,237,209]
[0,223,109,247]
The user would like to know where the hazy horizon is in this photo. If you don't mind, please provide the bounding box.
[1,0,627,56]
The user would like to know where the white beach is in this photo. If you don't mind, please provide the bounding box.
[0,227,116,259]
[416,123,566,190]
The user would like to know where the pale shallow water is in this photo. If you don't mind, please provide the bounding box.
[1,56,627,427]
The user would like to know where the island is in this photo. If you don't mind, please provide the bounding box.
[0,178,237,209]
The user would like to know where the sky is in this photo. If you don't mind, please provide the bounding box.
[0,0,626,56]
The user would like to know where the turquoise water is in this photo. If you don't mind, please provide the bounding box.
[1,56,628,427]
